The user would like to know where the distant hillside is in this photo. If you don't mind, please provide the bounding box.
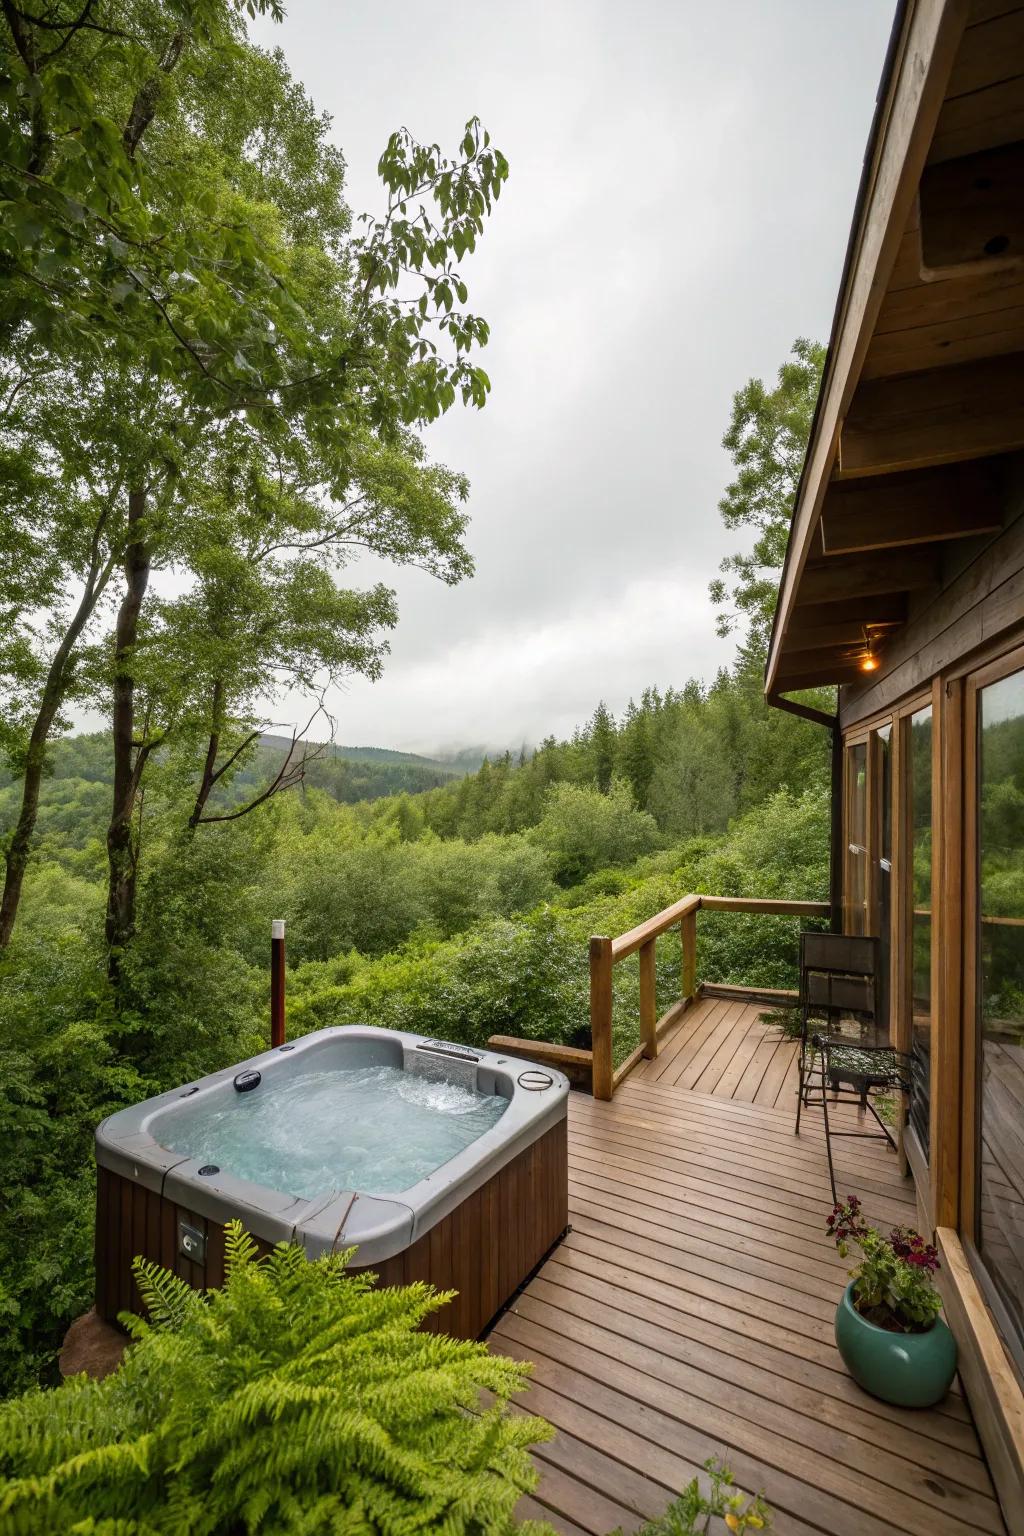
[0,735,491,845]
[259,735,482,777]
[253,736,494,804]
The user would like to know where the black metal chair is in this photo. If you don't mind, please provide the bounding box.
[794,932,909,1202]
[808,1036,911,1203]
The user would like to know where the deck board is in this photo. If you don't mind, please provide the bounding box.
[493,1004,1005,1536]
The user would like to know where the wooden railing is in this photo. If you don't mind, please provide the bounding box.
[588,894,831,1099]
[486,892,831,1098]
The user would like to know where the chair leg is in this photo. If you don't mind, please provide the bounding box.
[796,1031,814,1136]
[865,1096,898,1152]
[795,1006,808,1133]
[820,1074,838,1206]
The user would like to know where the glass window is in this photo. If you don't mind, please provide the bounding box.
[874,724,892,1032]
[976,668,1024,1348]
[908,706,932,1159]
[845,741,869,936]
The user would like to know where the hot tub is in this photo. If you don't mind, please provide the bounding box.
[95,1026,569,1339]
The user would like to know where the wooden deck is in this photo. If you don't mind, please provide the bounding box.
[494,1002,1006,1536]
[632,994,801,1106]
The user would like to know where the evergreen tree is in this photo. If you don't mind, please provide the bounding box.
[589,701,617,795]
[620,700,655,809]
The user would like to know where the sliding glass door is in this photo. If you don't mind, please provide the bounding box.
[908,705,933,1159]
[874,724,893,1031]
[845,741,870,936]
[970,660,1024,1360]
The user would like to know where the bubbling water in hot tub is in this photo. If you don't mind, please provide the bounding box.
[159,1064,509,1199]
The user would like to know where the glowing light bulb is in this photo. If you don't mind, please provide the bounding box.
[860,653,879,673]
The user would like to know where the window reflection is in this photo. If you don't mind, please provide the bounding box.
[875,724,892,1033]
[846,742,869,936]
[977,669,1024,1347]
[908,706,932,1159]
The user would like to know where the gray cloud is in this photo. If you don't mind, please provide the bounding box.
[254,1,895,751]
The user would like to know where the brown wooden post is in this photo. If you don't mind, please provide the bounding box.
[830,723,844,932]
[639,937,657,1060]
[271,918,286,1047]
[681,909,697,1002]
[589,936,614,1100]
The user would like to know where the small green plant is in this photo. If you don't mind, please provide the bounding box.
[828,1195,943,1332]
[613,1458,770,1534]
[0,1223,554,1534]
[758,1005,803,1040]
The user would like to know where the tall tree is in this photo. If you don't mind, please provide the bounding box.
[620,699,655,809]
[0,356,165,946]
[589,702,616,795]
[708,338,824,650]
[0,16,508,953]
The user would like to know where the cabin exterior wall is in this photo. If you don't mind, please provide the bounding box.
[828,466,1024,1517]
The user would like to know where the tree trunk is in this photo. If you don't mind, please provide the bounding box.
[0,523,114,948]
[189,680,224,829]
[105,489,151,977]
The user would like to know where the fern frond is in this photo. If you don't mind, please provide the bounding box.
[0,1226,556,1536]
[130,1257,201,1331]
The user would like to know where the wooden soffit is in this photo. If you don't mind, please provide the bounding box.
[766,0,1024,701]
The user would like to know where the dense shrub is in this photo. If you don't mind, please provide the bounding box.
[0,1225,554,1534]
[0,928,145,1396]
[533,778,659,885]
[284,834,555,962]
[289,908,588,1051]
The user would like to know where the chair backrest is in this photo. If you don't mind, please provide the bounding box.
[800,931,880,1020]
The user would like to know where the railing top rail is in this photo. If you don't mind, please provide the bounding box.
[603,894,830,963]
[698,896,832,917]
[609,893,701,961]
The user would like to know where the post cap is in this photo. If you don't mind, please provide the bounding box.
[271,919,286,939]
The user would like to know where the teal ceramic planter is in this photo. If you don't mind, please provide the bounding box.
[834,1281,957,1408]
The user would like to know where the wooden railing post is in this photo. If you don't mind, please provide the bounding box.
[589,935,614,1100]
[681,909,697,1003]
[639,937,658,1059]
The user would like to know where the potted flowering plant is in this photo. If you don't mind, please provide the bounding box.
[827,1195,957,1408]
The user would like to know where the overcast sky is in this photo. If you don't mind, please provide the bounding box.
[250,0,895,755]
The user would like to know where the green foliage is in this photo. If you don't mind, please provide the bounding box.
[289,908,588,1055]
[0,0,509,960]
[0,918,143,1395]
[613,1458,770,1534]
[288,785,829,1065]
[0,1222,554,1534]
[409,665,830,844]
[533,778,659,885]
[827,1197,943,1333]
[1,4,505,420]
[0,1,290,386]
[709,338,825,648]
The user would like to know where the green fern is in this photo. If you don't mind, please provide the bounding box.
[0,1222,555,1535]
